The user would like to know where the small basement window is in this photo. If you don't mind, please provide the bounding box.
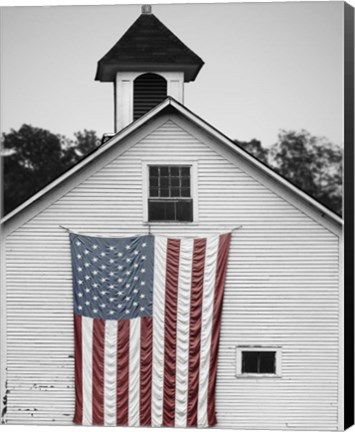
[236,346,282,377]
[148,165,193,222]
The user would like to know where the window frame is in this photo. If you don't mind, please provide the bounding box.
[235,346,282,378]
[142,160,198,225]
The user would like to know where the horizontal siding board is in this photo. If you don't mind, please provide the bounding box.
[4,119,340,429]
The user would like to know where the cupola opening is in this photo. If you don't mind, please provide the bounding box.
[133,73,167,121]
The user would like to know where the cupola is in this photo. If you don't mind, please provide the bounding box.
[95,5,204,132]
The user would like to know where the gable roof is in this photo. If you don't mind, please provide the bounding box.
[1,97,342,232]
[95,12,204,82]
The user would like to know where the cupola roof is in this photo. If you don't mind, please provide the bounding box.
[95,6,204,82]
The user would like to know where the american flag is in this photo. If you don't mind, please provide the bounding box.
[70,231,231,427]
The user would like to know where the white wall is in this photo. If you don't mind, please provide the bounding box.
[3,117,341,429]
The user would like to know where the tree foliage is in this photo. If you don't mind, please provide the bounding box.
[234,138,268,164]
[235,130,343,215]
[2,124,100,216]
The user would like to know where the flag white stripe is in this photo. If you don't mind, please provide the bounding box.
[128,318,141,426]
[151,236,168,427]
[174,238,193,427]
[104,320,117,426]
[82,316,93,425]
[197,235,219,427]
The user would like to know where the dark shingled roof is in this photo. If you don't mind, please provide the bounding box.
[95,11,204,82]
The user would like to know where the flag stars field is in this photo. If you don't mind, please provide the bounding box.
[71,233,153,321]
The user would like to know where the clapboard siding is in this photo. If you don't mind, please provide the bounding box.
[4,119,340,429]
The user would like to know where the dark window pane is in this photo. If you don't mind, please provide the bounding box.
[181,187,190,197]
[160,167,169,176]
[260,352,276,373]
[181,177,190,187]
[160,188,169,197]
[150,187,159,197]
[171,177,179,187]
[149,200,193,222]
[242,351,276,374]
[171,167,179,176]
[150,167,158,177]
[176,200,193,222]
[149,201,176,221]
[242,352,258,373]
[165,201,175,220]
[150,177,158,187]
[160,177,169,188]
[171,187,180,197]
[181,167,190,176]
[149,201,164,221]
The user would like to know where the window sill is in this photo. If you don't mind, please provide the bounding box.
[143,221,199,226]
[236,374,282,379]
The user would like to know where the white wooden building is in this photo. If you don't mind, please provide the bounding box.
[0,5,344,430]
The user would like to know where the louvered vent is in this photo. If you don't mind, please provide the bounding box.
[133,73,167,120]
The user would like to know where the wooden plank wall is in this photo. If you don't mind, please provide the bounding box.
[4,119,340,429]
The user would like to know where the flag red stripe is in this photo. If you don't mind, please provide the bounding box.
[207,233,232,426]
[117,319,130,426]
[140,316,153,426]
[162,238,181,426]
[92,318,105,425]
[187,238,207,426]
[73,314,83,425]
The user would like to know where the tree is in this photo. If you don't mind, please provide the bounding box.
[60,129,101,168]
[234,138,268,164]
[2,125,100,216]
[234,130,342,215]
[269,130,342,215]
[2,125,65,215]
[74,130,101,156]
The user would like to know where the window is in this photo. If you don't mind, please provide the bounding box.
[242,351,275,374]
[236,346,282,377]
[148,165,193,222]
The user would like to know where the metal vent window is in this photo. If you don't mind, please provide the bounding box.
[148,166,193,222]
[134,73,167,121]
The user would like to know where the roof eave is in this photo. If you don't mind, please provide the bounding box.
[1,96,342,229]
[95,62,204,82]
[166,99,343,227]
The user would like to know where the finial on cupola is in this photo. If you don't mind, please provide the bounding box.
[95,5,204,133]
[141,4,152,14]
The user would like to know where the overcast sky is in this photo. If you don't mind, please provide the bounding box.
[1,1,343,146]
